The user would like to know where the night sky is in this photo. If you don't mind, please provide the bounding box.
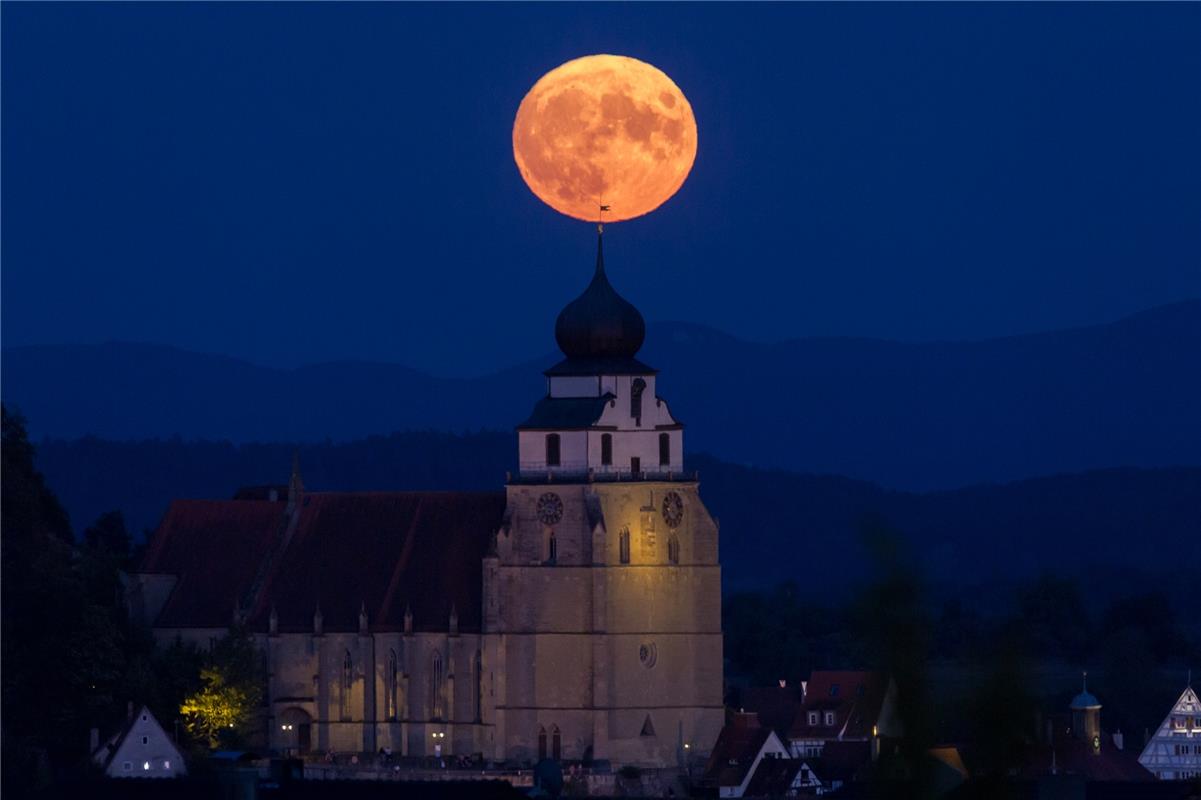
[3,3,1198,376]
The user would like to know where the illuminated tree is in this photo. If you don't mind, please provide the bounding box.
[179,626,264,748]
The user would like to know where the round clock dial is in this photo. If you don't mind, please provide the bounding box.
[536,492,564,525]
[661,491,684,528]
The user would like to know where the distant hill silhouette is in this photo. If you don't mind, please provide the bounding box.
[30,433,1201,602]
[5,300,1199,490]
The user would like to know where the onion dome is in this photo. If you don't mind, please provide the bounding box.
[1070,673,1101,710]
[554,230,645,360]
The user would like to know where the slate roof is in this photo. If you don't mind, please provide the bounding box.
[141,490,506,633]
[517,394,616,429]
[791,671,888,740]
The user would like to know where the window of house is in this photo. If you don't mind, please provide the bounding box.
[601,434,612,466]
[668,534,680,564]
[808,712,818,726]
[546,434,561,467]
[824,712,835,726]
[430,651,444,720]
[829,684,840,697]
[123,762,132,772]
[141,736,148,745]
[658,433,670,466]
[163,761,171,770]
[619,528,631,564]
[630,378,646,425]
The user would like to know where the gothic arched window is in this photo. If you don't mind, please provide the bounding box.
[630,378,646,425]
[547,531,557,564]
[546,433,561,467]
[668,534,680,565]
[619,528,631,564]
[386,649,398,720]
[340,649,353,721]
[601,433,612,466]
[551,725,562,761]
[659,432,670,466]
[473,651,483,722]
[430,651,444,721]
[538,726,548,760]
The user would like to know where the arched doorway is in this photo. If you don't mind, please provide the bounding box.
[279,707,312,755]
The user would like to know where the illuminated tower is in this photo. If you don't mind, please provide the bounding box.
[483,230,724,767]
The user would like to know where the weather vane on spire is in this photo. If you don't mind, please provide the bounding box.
[598,202,611,233]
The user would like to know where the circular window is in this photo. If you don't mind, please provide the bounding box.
[638,642,658,669]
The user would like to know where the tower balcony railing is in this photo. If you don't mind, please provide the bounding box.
[511,461,697,484]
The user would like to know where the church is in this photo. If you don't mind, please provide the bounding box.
[128,230,725,768]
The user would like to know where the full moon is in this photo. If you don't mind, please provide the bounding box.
[513,54,697,223]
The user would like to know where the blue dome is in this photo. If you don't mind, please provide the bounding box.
[1070,690,1101,710]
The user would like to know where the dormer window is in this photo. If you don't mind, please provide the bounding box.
[546,433,561,467]
[631,378,646,425]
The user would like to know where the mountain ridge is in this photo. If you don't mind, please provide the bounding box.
[4,299,1198,490]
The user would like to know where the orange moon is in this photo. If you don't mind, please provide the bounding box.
[513,54,697,223]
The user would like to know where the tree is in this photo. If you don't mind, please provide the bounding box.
[179,626,264,748]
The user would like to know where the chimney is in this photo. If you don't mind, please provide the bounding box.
[1113,730,1124,751]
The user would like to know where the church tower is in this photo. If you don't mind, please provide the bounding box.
[484,230,724,767]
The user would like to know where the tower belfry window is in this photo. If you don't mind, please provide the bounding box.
[546,433,561,467]
[659,433,670,466]
[631,378,646,425]
[601,433,612,466]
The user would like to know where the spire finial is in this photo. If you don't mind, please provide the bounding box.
[595,223,605,276]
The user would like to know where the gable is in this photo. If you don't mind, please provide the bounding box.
[97,707,186,777]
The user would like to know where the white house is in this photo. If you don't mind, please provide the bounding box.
[91,706,187,779]
[1138,683,1201,781]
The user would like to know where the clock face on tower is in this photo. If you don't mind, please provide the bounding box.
[536,492,564,525]
[662,491,684,528]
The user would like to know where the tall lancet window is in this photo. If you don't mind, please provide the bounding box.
[386,649,399,721]
[601,433,613,466]
[340,649,353,721]
[429,651,444,720]
[630,378,646,426]
[668,534,680,565]
[547,531,557,563]
[473,651,483,722]
[659,433,670,467]
[546,433,561,467]
[619,528,631,564]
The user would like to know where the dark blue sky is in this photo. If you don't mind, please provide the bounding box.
[3,3,1198,375]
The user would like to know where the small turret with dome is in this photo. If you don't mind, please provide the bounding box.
[554,230,646,362]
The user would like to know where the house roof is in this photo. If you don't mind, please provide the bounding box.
[791,671,887,740]
[702,713,774,788]
[743,757,803,797]
[741,685,803,738]
[141,490,506,633]
[517,394,615,429]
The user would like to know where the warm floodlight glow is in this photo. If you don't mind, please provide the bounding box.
[513,54,697,223]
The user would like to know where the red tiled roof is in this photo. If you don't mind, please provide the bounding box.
[791,671,887,740]
[143,499,286,628]
[141,491,506,633]
[703,713,773,788]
